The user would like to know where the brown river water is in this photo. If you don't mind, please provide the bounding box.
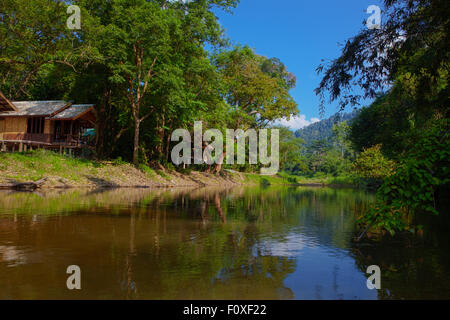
[0,186,449,299]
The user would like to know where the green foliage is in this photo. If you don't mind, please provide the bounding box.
[138,164,156,178]
[298,120,355,178]
[277,172,298,184]
[358,120,450,235]
[353,145,396,184]
[315,0,449,116]
[156,170,171,181]
[315,0,449,236]
[113,157,127,166]
[0,0,101,99]
[349,94,412,158]
[277,126,306,173]
[214,46,298,129]
[260,178,271,186]
[327,175,356,186]
[243,173,299,186]
[0,0,243,165]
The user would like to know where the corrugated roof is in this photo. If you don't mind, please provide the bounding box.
[49,104,95,120]
[0,101,70,117]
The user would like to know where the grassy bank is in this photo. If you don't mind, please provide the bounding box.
[0,150,159,187]
[0,150,356,188]
[242,172,355,186]
[0,150,240,188]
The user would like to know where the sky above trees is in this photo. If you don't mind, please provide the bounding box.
[214,0,383,128]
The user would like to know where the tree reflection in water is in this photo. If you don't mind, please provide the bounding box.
[0,186,448,299]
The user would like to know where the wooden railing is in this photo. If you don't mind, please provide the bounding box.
[2,133,53,143]
[1,133,94,147]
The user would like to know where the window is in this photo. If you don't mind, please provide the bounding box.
[27,117,45,134]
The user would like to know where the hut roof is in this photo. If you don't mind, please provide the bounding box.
[0,91,95,121]
[0,101,71,117]
[49,104,95,120]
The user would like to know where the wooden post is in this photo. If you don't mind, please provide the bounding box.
[59,145,62,154]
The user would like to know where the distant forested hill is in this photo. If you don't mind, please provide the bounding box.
[295,110,359,145]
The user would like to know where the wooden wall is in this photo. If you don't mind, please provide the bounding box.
[44,119,54,135]
[1,117,54,143]
[0,118,4,140]
[0,118,53,135]
[4,117,27,134]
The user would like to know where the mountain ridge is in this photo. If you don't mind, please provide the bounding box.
[295,110,359,145]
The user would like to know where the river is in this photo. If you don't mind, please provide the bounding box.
[0,186,449,299]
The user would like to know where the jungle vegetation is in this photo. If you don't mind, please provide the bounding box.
[1,0,448,235]
[315,0,449,236]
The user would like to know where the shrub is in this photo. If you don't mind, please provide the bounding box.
[358,120,450,236]
[353,144,396,181]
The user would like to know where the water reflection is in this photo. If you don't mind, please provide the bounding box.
[0,186,448,299]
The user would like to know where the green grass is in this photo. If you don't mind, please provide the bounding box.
[242,171,356,186]
[243,173,294,185]
[0,149,97,182]
[0,150,159,186]
[138,164,157,179]
[156,170,171,181]
[326,175,356,185]
[0,150,357,187]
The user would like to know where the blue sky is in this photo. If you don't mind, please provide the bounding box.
[214,0,384,129]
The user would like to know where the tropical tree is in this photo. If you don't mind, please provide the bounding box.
[277,127,306,173]
[348,94,412,158]
[74,0,239,164]
[315,0,449,119]
[353,144,396,185]
[0,0,100,99]
[315,0,449,235]
[214,46,298,129]
[332,121,351,158]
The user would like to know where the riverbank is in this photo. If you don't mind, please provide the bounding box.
[0,150,243,188]
[0,150,355,189]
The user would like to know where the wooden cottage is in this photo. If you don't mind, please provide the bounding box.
[0,91,96,152]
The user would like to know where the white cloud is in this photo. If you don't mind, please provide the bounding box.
[274,115,321,130]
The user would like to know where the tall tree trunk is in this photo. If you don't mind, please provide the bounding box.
[165,131,171,162]
[95,89,110,158]
[156,112,165,161]
[214,151,226,174]
[133,115,140,166]
[126,48,156,166]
